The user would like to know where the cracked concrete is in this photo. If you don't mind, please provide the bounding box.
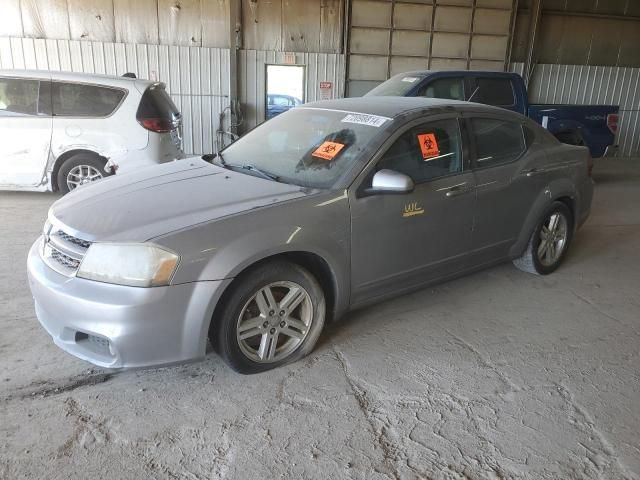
[1,159,639,479]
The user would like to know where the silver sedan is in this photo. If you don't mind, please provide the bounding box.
[27,97,593,374]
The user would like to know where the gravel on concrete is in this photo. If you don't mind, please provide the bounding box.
[1,159,639,480]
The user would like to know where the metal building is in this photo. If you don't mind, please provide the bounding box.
[1,0,638,155]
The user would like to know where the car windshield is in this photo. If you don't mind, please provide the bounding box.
[365,74,426,97]
[219,108,388,189]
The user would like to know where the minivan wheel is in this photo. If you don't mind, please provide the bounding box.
[513,201,573,275]
[57,154,109,194]
[213,261,326,374]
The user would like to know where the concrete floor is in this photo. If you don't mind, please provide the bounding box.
[1,159,639,480]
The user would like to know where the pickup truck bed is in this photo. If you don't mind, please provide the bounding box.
[527,104,618,157]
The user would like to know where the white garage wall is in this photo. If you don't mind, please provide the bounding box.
[0,36,230,155]
[512,62,640,157]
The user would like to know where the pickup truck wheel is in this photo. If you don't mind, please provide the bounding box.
[513,201,573,275]
[214,261,326,374]
[57,154,109,194]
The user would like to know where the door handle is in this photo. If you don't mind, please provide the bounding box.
[443,182,473,197]
[523,168,542,177]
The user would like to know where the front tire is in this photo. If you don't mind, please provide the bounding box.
[213,261,326,374]
[57,153,109,194]
[513,201,573,275]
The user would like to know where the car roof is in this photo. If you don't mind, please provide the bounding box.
[0,69,155,90]
[302,96,515,119]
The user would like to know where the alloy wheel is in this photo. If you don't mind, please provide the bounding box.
[236,281,313,363]
[538,212,569,267]
[67,165,103,191]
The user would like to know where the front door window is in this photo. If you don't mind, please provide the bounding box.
[376,118,463,183]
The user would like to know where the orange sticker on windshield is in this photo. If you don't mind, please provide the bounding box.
[417,133,440,160]
[312,141,346,161]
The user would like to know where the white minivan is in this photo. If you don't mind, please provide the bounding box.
[0,70,184,193]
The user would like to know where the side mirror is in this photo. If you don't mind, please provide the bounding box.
[368,169,415,194]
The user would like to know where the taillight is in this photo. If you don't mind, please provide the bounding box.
[606,113,618,134]
[138,118,179,133]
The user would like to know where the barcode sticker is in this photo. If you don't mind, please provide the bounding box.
[341,113,389,128]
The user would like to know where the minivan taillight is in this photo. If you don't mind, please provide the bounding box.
[136,83,182,134]
[138,117,179,133]
[607,113,619,134]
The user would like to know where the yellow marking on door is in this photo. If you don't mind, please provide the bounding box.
[403,202,425,218]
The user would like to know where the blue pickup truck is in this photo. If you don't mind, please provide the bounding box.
[365,71,619,158]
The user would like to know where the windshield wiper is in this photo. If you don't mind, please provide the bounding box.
[238,164,279,181]
[205,152,278,182]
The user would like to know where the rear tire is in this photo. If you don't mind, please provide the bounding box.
[213,261,326,374]
[513,201,573,275]
[57,153,109,194]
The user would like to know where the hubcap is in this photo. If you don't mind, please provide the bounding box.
[67,165,103,191]
[538,212,568,267]
[236,281,313,363]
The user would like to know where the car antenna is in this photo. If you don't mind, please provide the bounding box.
[466,86,479,102]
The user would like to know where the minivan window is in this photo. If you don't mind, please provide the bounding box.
[418,78,465,101]
[0,78,39,116]
[377,118,463,184]
[476,78,515,106]
[471,118,526,168]
[52,82,125,117]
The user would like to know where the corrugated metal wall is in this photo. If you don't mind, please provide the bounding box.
[0,36,230,155]
[512,62,640,156]
[241,0,343,53]
[1,0,346,53]
[1,0,230,47]
[512,1,640,67]
[239,50,346,129]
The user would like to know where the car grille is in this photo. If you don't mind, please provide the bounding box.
[42,224,92,276]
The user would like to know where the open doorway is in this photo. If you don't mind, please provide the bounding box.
[265,65,305,120]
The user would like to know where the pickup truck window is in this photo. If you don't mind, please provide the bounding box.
[365,74,426,96]
[418,78,465,101]
[476,78,515,107]
[376,118,462,184]
[0,78,39,116]
[471,118,525,168]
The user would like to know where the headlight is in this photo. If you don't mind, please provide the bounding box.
[77,243,179,287]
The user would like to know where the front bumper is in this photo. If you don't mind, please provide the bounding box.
[27,237,228,369]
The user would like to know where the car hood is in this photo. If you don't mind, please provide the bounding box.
[49,158,318,242]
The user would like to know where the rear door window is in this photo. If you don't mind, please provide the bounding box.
[418,77,465,101]
[52,82,126,117]
[475,78,515,107]
[0,78,40,116]
[470,117,526,168]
